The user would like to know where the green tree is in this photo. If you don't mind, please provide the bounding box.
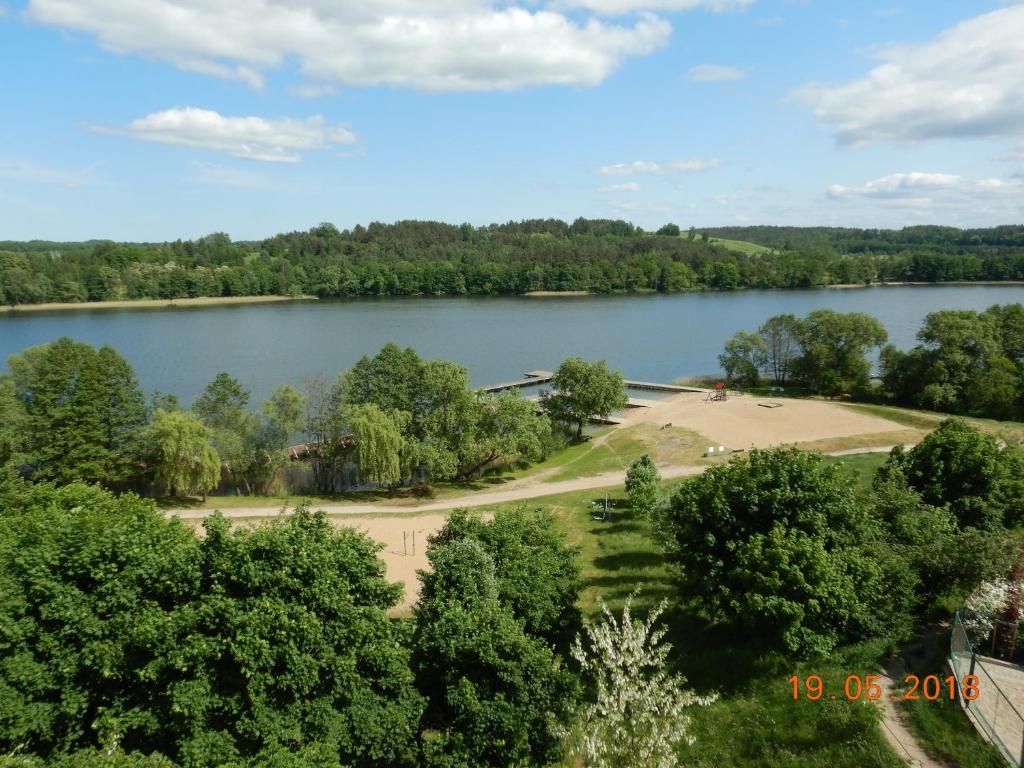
[759,314,803,386]
[427,508,582,646]
[882,309,1006,415]
[543,357,628,440]
[413,539,577,766]
[301,374,351,494]
[656,448,889,656]
[0,375,26,467]
[344,342,422,416]
[146,410,220,499]
[795,310,887,396]
[718,331,767,387]
[0,479,424,767]
[260,383,307,437]
[625,454,662,517]
[9,338,146,485]
[880,419,1024,530]
[192,372,249,431]
[349,403,405,488]
[0,480,199,763]
[457,392,554,479]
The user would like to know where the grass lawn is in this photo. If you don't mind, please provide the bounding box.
[541,423,712,483]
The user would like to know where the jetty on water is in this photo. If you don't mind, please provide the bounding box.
[477,371,707,395]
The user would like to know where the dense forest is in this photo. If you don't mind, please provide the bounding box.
[4,220,1024,305]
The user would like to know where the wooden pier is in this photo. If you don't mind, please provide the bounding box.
[622,379,707,393]
[479,371,708,396]
[478,370,554,393]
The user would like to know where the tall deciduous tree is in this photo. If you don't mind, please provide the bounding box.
[147,410,220,499]
[759,313,803,386]
[413,538,577,766]
[795,309,887,396]
[718,331,767,387]
[0,480,424,767]
[543,357,628,440]
[656,447,890,656]
[427,508,582,646]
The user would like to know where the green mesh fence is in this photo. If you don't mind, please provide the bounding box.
[950,612,1024,766]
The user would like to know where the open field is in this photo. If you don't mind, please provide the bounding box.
[707,236,776,255]
[2,294,317,313]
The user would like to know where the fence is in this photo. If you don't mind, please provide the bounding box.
[950,612,1024,766]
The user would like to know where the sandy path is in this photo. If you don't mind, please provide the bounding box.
[168,464,707,520]
[167,445,907,522]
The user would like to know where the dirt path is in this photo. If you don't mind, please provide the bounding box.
[166,445,907,521]
[878,657,945,767]
[167,464,707,520]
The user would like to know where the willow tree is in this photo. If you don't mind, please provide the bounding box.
[350,403,405,489]
[147,410,220,499]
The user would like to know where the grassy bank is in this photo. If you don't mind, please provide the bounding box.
[2,294,317,313]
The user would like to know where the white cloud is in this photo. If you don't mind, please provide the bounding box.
[26,0,672,92]
[597,182,641,192]
[598,157,719,175]
[826,172,1024,223]
[827,172,962,199]
[799,5,1024,146]
[96,107,357,163]
[686,64,747,82]
[0,158,104,187]
[560,0,754,14]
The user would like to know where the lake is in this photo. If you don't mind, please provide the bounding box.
[2,285,1023,404]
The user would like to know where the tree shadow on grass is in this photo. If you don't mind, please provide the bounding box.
[592,551,666,571]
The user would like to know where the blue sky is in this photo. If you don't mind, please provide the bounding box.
[1,0,1022,240]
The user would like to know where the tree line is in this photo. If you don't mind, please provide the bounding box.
[703,224,1024,283]
[0,339,628,498]
[6,220,1024,306]
[718,302,1024,421]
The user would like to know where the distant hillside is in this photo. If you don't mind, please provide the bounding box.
[3,219,1024,306]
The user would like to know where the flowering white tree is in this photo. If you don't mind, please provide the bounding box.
[561,596,716,768]
[964,578,1016,639]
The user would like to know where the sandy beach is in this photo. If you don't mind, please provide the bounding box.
[2,295,317,313]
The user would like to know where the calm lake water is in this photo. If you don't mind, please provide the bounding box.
[2,285,1023,404]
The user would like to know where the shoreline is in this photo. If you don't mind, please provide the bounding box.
[826,280,1024,289]
[2,294,318,314]
[522,290,591,297]
[4,281,1023,313]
